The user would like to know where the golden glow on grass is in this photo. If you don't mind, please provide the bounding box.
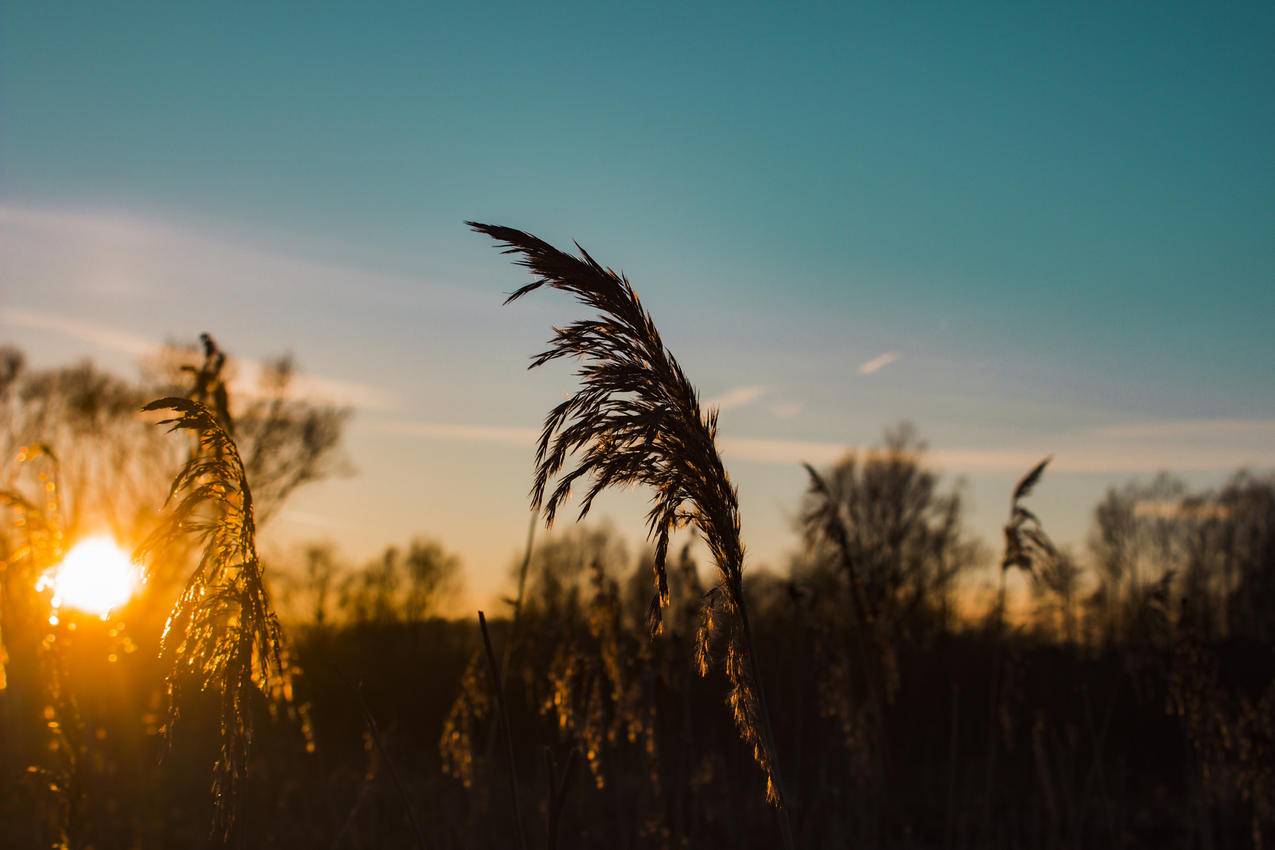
[40,536,140,619]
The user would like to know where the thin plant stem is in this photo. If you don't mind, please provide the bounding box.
[479,610,529,850]
[334,665,429,850]
[486,509,538,759]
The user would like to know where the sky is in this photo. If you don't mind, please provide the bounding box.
[2,2,1274,610]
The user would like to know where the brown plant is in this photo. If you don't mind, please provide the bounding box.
[470,221,794,846]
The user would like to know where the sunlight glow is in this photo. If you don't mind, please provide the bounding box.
[40,536,141,619]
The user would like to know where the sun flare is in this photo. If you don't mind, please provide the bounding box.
[41,536,141,619]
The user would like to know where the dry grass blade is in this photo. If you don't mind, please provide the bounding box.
[136,396,303,838]
[470,221,794,846]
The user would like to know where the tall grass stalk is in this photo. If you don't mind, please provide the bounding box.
[485,508,538,759]
[802,461,890,814]
[479,609,529,850]
[984,456,1055,842]
[470,221,795,849]
[136,397,305,837]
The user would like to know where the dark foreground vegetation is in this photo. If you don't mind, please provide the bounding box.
[1,228,1273,849]
[4,519,1275,850]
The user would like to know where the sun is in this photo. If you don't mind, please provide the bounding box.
[41,536,141,619]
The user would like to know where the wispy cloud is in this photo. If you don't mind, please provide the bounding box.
[705,385,768,411]
[235,360,396,411]
[373,419,539,445]
[705,386,805,419]
[372,417,852,465]
[715,437,1043,470]
[718,436,848,465]
[716,437,1275,474]
[857,351,900,376]
[1,307,155,357]
[0,203,496,315]
[0,306,396,411]
[370,415,1275,474]
[1091,418,1275,441]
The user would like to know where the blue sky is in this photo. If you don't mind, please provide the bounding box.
[3,2,1273,608]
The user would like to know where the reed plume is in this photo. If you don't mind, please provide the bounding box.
[469,222,794,844]
[136,396,305,837]
[1002,456,1056,575]
[183,332,235,434]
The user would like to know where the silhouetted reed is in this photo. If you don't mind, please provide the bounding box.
[469,221,794,847]
[985,456,1056,843]
[1003,456,1057,577]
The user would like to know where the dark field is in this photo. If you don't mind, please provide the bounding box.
[2,313,1274,849]
[4,570,1275,849]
